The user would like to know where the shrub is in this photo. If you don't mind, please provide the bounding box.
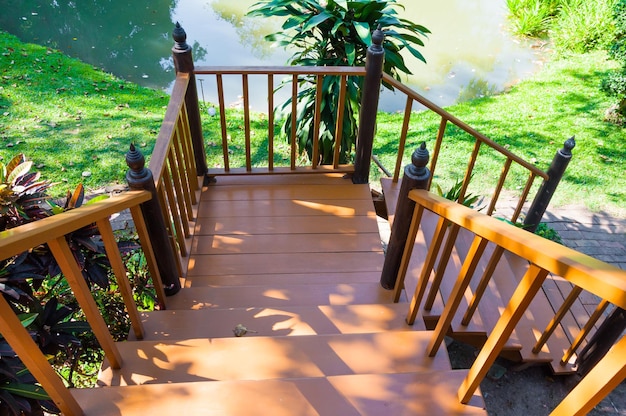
[247,0,429,164]
[601,0,626,117]
[552,0,616,53]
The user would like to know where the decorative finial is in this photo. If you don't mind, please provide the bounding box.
[173,22,188,51]
[125,143,150,189]
[412,142,430,169]
[371,25,384,51]
[562,136,576,156]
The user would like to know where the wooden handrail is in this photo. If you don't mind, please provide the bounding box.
[0,190,160,416]
[382,74,549,182]
[398,189,626,414]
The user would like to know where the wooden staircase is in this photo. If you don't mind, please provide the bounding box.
[71,174,486,415]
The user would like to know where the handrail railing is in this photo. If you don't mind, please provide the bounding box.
[195,65,366,175]
[396,189,626,415]
[0,190,162,415]
[127,71,201,289]
[382,73,549,221]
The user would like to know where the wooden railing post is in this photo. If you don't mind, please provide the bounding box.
[172,22,208,177]
[126,144,181,295]
[352,27,385,184]
[523,136,576,232]
[380,142,431,289]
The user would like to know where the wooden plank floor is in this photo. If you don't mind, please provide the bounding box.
[185,174,385,291]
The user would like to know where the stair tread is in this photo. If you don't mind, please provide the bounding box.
[131,303,426,341]
[165,283,395,310]
[98,331,452,386]
[185,271,384,287]
[75,370,486,416]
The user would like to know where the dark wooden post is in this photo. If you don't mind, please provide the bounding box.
[126,144,181,296]
[352,27,385,184]
[576,307,626,376]
[523,136,576,232]
[380,142,431,289]
[172,22,208,177]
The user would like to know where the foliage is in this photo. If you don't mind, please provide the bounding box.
[247,0,429,164]
[0,155,155,414]
[506,0,560,38]
[601,0,626,117]
[506,0,615,54]
[499,218,563,244]
[552,0,617,53]
[0,154,54,232]
[435,178,483,210]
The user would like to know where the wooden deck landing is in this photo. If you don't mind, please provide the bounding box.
[76,174,486,415]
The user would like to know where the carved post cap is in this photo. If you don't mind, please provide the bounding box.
[173,22,189,51]
[371,25,384,51]
[405,141,430,181]
[125,143,152,188]
[560,136,576,157]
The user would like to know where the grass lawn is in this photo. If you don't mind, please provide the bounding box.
[1,31,624,216]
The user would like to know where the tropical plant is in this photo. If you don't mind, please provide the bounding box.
[602,0,626,118]
[506,0,560,38]
[435,178,484,210]
[247,0,430,164]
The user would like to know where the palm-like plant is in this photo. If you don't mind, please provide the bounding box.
[248,0,429,164]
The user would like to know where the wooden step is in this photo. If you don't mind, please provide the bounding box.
[74,370,486,415]
[130,303,426,341]
[98,331,452,386]
[185,271,384,288]
[187,251,384,277]
[165,283,395,310]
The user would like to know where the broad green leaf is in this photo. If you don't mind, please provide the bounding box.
[2,383,51,400]
[346,42,356,65]
[85,194,109,205]
[17,313,39,328]
[353,21,372,45]
[301,11,333,33]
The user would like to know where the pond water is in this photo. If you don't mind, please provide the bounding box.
[0,0,543,111]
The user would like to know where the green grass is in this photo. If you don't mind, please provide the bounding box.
[1,31,624,216]
[372,51,625,216]
[0,31,169,197]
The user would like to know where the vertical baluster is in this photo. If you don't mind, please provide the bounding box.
[129,205,167,309]
[405,214,447,324]
[458,264,549,404]
[162,165,187,257]
[427,235,489,356]
[216,74,230,172]
[561,299,610,365]
[243,73,252,171]
[392,204,425,303]
[512,172,537,223]
[332,75,348,169]
[424,223,460,310]
[312,74,323,168]
[427,117,448,189]
[457,140,481,204]
[533,286,583,354]
[179,100,198,199]
[268,73,274,171]
[487,158,512,215]
[291,74,298,170]
[462,246,505,325]
[392,96,413,182]
[174,117,195,218]
[47,237,123,369]
[167,150,190,238]
[97,218,145,340]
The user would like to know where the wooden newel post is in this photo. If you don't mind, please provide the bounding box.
[523,136,576,232]
[172,22,208,177]
[126,144,181,296]
[380,142,431,289]
[353,27,385,184]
